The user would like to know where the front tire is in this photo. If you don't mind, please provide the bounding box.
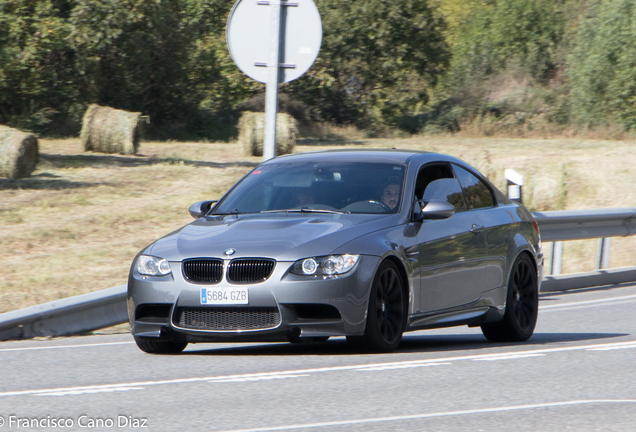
[348,260,406,352]
[134,337,188,354]
[481,253,538,342]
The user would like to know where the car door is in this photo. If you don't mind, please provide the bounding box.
[452,164,506,292]
[415,163,488,313]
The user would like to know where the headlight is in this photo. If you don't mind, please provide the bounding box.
[291,255,359,276]
[137,255,172,276]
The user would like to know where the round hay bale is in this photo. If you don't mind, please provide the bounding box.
[0,125,39,179]
[80,104,142,155]
[238,112,298,157]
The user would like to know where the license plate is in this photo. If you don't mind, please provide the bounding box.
[200,288,248,305]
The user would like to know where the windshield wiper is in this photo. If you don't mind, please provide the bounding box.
[261,208,350,214]
[210,208,243,216]
[289,208,350,214]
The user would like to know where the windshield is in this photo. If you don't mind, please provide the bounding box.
[214,161,406,214]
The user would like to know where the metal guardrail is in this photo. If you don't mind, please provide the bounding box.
[540,267,636,292]
[533,208,636,292]
[532,208,636,242]
[1,208,635,341]
[0,285,127,341]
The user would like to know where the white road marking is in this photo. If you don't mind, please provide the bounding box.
[35,387,144,396]
[0,341,133,353]
[214,400,636,432]
[1,339,634,398]
[540,294,636,312]
[356,362,451,371]
[587,341,636,351]
[210,374,309,383]
[472,353,545,361]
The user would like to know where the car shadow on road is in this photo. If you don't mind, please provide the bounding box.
[182,332,628,356]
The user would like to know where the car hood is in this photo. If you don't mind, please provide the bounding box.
[148,213,401,261]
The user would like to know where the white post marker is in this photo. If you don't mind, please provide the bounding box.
[226,0,322,161]
[504,168,524,203]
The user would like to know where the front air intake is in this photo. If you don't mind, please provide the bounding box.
[182,259,224,283]
[227,259,275,283]
[176,307,281,331]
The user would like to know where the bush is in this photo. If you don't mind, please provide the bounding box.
[397,98,464,134]
[569,0,636,130]
[447,0,565,86]
[286,0,450,129]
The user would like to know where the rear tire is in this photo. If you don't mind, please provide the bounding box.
[348,260,406,352]
[481,253,538,342]
[134,337,188,354]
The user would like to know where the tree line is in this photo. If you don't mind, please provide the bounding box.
[1,0,635,139]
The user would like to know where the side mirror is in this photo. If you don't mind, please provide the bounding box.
[414,200,455,221]
[189,200,217,219]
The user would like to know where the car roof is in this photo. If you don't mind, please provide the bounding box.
[265,149,445,165]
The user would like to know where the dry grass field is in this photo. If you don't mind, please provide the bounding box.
[1,135,636,314]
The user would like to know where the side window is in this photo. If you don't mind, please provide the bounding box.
[453,165,495,210]
[416,163,467,213]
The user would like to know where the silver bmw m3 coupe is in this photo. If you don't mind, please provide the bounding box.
[128,150,543,354]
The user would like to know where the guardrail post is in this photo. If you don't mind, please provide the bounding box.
[550,241,563,275]
[596,237,611,269]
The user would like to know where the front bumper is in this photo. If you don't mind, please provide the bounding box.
[127,255,380,343]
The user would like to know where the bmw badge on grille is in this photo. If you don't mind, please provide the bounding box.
[224,248,236,256]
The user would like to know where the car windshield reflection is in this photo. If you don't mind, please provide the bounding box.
[214,162,406,215]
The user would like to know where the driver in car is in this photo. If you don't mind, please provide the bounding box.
[381,183,400,210]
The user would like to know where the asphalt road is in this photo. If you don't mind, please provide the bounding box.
[1,284,636,432]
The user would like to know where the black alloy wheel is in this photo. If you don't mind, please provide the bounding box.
[481,253,539,342]
[134,337,188,354]
[348,260,406,352]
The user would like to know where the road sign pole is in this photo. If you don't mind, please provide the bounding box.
[263,1,282,161]
[227,0,321,159]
